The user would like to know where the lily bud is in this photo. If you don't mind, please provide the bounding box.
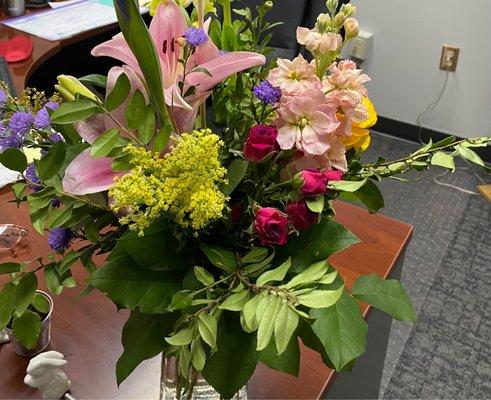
[344,17,359,39]
[56,75,97,101]
[332,12,346,29]
[326,0,338,15]
[54,84,75,101]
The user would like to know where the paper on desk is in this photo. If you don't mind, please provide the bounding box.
[48,0,85,8]
[1,0,138,42]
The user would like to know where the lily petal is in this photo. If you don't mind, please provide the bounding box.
[185,52,266,94]
[91,33,142,77]
[75,114,105,144]
[62,149,125,195]
[170,91,211,133]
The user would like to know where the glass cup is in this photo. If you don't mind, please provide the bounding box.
[0,224,29,258]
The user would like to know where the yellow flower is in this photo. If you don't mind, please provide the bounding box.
[340,97,377,151]
[109,129,227,234]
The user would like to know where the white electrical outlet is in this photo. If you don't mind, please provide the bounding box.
[348,30,373,61]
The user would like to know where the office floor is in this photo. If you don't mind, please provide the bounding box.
[363,132,491,399]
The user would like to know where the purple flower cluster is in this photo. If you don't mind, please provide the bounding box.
[48,228,73,251]
[49,132,63,142]
[184,27,208,47]
[25,163,42,191]
[253,81,282,105]
[0,131,24,151]
[9,111,34,136]
[0,90,7,107]
[34,101,59,129]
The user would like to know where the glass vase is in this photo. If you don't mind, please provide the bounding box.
[160,357,248,400]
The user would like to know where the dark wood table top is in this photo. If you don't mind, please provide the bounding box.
[0,185,413,399]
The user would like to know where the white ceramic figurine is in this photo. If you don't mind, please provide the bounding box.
[24,351,70,400]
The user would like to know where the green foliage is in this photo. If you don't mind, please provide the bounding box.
[116,311,177,385]
[90,129,121,158]
[31,293,50,314]
[199,243,236,273]
[51,99,100,124]
[36,141,66,180]
[352,274,417,322]
[311,291,368,371]
[106,72,131,111]
[0,262,22,274]
[0,283,17,330]
[0,148,27,173]
[202,312,259,399]
[259,336,300,377]
[221,159,249,196]
[12,310,41,349]
[14,273,37,317]
[125,90,147,130]
[341,180,385,213]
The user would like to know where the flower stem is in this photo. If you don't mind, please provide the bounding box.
[222,0,232,27]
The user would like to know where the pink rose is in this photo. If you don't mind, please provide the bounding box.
[255,207,289,246]
[286,201,318,231]
[244,125,280,162]
[325,169,344,182]
[299,169,329,196]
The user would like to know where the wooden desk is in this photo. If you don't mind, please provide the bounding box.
[0,186,413,399]
[0,8,122,94]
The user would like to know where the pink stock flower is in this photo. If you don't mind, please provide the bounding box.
[268,55,320,95]
[323,60,370,94]
[92,0,266,133]
[255,208,289,246]
[275,89,340,156]
[296,27,342,54]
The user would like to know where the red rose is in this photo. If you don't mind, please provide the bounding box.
[286,201,318,231]
[244,125,279,162]
[299,169,329,196]
[255,207,289,245]
[325,169,343,182]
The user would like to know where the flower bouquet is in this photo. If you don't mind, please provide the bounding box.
[0,0,489,398]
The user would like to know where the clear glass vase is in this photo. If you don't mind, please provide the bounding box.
[160,357,248,400]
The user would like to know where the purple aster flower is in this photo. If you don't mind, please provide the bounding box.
[184,27,208,47]
[25,163,42,191]
[51,197,61,208]
[48,228,72,251]
[49,132,63,142]
[0,90,7,106]
[9,111,34,136]
[0,132,24,151]
[34,101,59,129]
[253,81,282,105]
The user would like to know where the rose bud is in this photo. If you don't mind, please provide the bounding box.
[243,125,280,162]
[296,169,329,197]
[325,169,344,182]
[286,201,318,231]
[254,207,289,246]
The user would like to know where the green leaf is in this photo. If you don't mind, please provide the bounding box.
[90,254,182,313]
[202,312,259,399]
[311,292,368,370]
[116,310,177,385]
[0,262,21,274]
[0,283,17,330]
[15,273,37,317]
[193,266,214,287]
[277,218,359,273]
[352,273,417,322]
[257,258,291,286]
[221,24,238,51]
[79,74,108,88]
[285,261,328,289]
[257,295,281,351]
[241,293,263,332]
[31,293,50,314]
[219,290,251,311]
[431,151,455,171]
[199,243,236,273]
[221,159,249,195]
[61,276,77,288]
[90,128,121,158]
[191,337,206,371]
[241,247,268,264]
[274,302,299,355]
[106,72,131,111]
[306,196,325,213]
[457,146,485,166]
[430,136,455,149]
[120,225,192,271]
[11,182,26,199]
[47,205,74,230]
[0,148,27,173]
[198,313,218,349]
[297,285,344,309]
[44,264,63,295]
[113,0,169,124]
[12,310,41,349]
[36,141,66,180]
[153,125,172,153]
[259,336,300,377]
[330,179,368,192]
[168,291,193,311]
[125,90,147,130]
[51,99,100,124]
[165,325,195,346]
[138,106,156,144]
[341,180,385,213]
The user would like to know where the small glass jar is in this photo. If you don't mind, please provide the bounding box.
[5,290,53,357]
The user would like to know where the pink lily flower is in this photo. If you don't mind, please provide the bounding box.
[91,0,266,133]
[62,66,144,195]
